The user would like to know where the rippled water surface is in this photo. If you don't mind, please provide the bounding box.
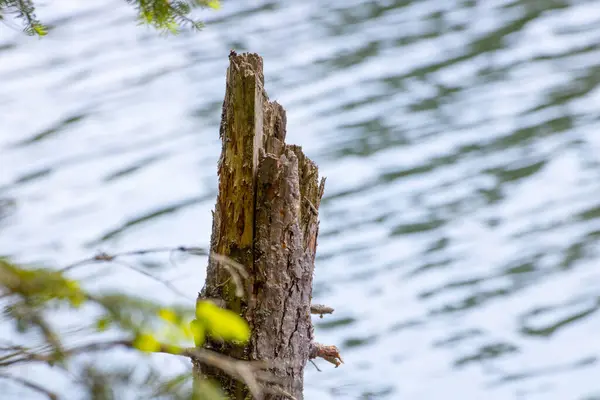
[2,0,600,399]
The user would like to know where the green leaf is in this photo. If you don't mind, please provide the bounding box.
[165,20,179,34]
[95,317,111,332]
[207,0,221,10]
[158,308,178,324]
[133,333,160,352]
[0,259,86,307]
[190,319,205,347]
[32,24,47,36]
[194,301,250,343]
[64,279,86,307]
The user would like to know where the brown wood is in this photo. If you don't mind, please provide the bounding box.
[195,52,325,400]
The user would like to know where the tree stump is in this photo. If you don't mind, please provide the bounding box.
[194,52,330,400]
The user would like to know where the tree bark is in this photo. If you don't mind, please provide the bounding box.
[194,52,325,400]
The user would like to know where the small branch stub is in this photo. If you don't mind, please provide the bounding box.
[310,304,334,319]
[309,343,344,368]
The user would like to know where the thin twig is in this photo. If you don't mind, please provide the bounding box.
[309,359,321,372]
[57,246,210,299]
[61,246,209,273]
[9,302,65,361]
[0,372,59,399]
[210,252,249,298]
[211,252,249,279]
[0,339,281,399]
[57,246,248,302]
[114,340,273,400]
[263,385,298,400]
[110,259,189,299]
[304,199,319,216]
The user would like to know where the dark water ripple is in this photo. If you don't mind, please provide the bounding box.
[1,0,600,399]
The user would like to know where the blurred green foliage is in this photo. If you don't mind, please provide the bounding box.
[0,0,221,36]
[193,300,250,345]
[0,256,249,399]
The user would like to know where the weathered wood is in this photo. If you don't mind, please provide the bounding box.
[195,52,325,399]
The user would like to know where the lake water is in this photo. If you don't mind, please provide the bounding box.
[1,0,600,399]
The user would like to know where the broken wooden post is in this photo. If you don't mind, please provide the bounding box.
[194,52,340,399]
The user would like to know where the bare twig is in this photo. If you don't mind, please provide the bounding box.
[309,359,321,372]
[58,246,249,301]
[0,372,59,399]
[110,259,189,299]
[61,246,209,273]
[0,339,280,399]
[9,302,65,361]
[304,198,319,216]
[210,252,250,298]
[127,340,274,400]
[210,253,249,280]
[264,385,298,400]
[57,246,211,299]
[0,343,55,366]
[0,340,117,367]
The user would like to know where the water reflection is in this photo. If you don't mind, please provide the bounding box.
[1,0,600,398]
